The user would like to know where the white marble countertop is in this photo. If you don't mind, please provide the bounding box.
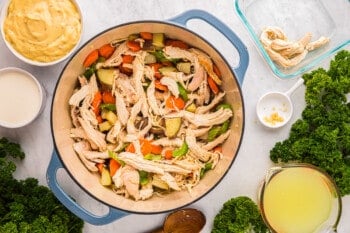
[0,0,349,232]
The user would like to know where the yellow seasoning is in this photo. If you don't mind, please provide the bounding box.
[263,111,284,126]
[262,167,333,233]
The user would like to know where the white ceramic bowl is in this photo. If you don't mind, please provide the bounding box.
[0,67,46,128]
[0,0,83,66]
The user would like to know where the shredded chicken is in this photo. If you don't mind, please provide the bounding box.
[69,32,235,201]
[260,26,330,68]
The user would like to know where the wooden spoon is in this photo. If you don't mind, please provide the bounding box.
[150,208,206,233]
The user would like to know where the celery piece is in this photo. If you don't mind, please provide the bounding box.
[200,162,213,178]
[220,120,230,134]
[178,83,188,101]
[208,126,221,142]
[216,103,232,111]
[144,153,162,161]
[172,141,188,158]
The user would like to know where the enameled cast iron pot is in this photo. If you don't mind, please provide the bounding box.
[47,10,248,225]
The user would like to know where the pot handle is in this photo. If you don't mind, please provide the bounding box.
[46,150,129,225]
[170,9,249,86]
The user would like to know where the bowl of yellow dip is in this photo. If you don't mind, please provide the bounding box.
[0,0,83,66]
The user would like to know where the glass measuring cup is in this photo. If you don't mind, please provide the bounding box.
[259,163,342,233]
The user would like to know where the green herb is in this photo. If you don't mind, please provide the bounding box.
[0,137,84,233]
[270,50,350,196]
[212,196,269,233]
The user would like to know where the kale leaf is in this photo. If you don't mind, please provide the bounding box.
[0,137,84,232]
[270,50,350,196]
[212,196,269,233]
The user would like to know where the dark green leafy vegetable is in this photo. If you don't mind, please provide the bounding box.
[0,137,84,233]
[212,196,269,233]
[270,50,350,196]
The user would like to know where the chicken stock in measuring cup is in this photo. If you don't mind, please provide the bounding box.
[259,163,342,233]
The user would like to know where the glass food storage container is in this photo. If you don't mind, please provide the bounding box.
[234,0,350,79]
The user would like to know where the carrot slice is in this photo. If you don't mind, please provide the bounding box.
[165,40,189,49]
[92,91,102,116]
[164,149,173,160]
[127,40,141,52]
[125,143,135,153]
[149,63,163,79]
[213,145,223,153]
[140,139,152,156]
[102,91,116,104]
[155,80,168,91]
[165,95,185,110]
[122,54,135,64]
[208,76,219,94]
[96,163,104,173]
[140,32,153,40]
[151,144,163,155]
[98,44,115,59]
[83,49,99,67]
[96,115,103,124]
[109,159,121,177]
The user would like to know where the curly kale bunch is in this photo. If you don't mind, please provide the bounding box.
[212,196,269,233]
[270,50,350,196]
[0,137,84,233]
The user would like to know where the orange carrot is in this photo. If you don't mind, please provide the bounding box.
[96,115,103,124]
[122,54,135,64]
[140,32,153,40]
[98,44,115,59]
[154,80,168,92]
[151,144,163,155]
[149,63,163,79]
[96,163,104,173]
[126,40,141,52]
[165,95,185,110]
[140,139,152,156]
[213,145,223,153]
[83,49,99,67]
[164,149,173,160]
[208,76,219,94]
[92,91,102,116]
[102,91,116,104]
[125,143,135,153]
[165,40,189,49]
[109,159,121,177]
